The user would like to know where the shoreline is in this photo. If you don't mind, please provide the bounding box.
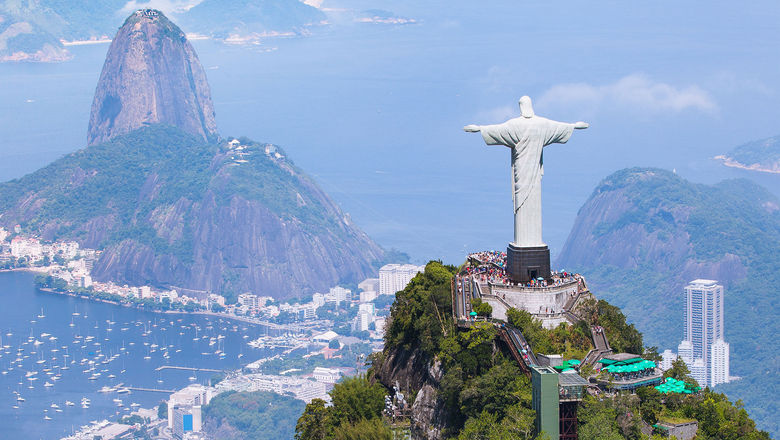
[714,155,780,175]
[33,285,323,331]
[0,267,48,274]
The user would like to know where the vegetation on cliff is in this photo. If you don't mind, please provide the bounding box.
[557,167,780,435]
[295,376,391,440]
[296,260,771,439]
[202,390,305,440]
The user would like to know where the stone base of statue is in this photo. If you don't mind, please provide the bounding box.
[506,243,551,284]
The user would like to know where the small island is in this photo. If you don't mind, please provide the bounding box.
[715,134,780,174]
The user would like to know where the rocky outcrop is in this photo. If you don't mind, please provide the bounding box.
[87,9,217,145]
[556,168,752,285]
[374,347,448,440]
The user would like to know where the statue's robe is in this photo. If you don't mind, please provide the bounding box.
[479,116,574,247]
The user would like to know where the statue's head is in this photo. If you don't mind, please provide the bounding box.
[518,96,535,118]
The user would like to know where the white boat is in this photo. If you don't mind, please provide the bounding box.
[65,401,74,406]
[44,415,52,420]
[44,382,53,387]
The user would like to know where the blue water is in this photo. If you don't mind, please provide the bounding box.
[0,271,274,439]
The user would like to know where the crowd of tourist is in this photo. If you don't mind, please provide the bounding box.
[468,251,506,268]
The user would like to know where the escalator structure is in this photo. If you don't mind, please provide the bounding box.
[498,324,538,377]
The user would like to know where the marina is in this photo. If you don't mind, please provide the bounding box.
[0,271,283,439]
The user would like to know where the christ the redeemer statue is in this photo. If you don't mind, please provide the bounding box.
[464,96,588,248]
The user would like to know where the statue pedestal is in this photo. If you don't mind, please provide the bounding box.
[506,243,551,284]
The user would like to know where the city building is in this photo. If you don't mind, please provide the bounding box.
[358,277,379,293]
[312,292,326,308]
[237,293,260,309]
[710,339,730,386]
[359,290,377,303]
[312,367,341,384]
[171,405,202,439]
[297,305,316,321]
[327,286,352,306]
[660,349,678,371]
[677,340,694,365]
[378,264,424,295]
[167,385,212,430]
[681,279,727,387]
[208,294,225,308]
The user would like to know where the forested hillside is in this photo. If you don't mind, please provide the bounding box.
[294,262,769,439]
[557,167,780,436]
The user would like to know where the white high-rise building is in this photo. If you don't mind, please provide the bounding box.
[689,358,707,386]
[683,279,724,387]
[710,339,730,386]
[328,286,352,306]
[379,264,424,295]
[660,349,678,371]
[677,340,694,365]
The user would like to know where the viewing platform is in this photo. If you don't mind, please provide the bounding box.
[453,250,590,329]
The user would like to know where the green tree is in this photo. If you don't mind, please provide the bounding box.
[459,360,527,420]
[157,401,167,420]
[385,261,457,357]
[664,358,699,387]
[295,398,329,440]
[332,418,392,440]
[329,375,386,427]
[470,298,493,317]
[636,386,662,424]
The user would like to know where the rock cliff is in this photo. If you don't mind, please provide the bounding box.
[374,346,448,440]
[87,9,217,146]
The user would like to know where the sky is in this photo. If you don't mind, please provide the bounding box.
[0,0,778,264]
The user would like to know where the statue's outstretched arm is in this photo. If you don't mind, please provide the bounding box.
[463,124,481,132]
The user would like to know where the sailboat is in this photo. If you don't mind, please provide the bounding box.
[37,308,45,319]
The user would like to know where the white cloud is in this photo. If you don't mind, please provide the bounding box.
[536,74,717,115]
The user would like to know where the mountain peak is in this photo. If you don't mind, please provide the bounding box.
[87,9,217,146]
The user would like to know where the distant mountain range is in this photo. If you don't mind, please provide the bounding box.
[0,0,324,62]
[557,167,780,436]
[716,135,780,174]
